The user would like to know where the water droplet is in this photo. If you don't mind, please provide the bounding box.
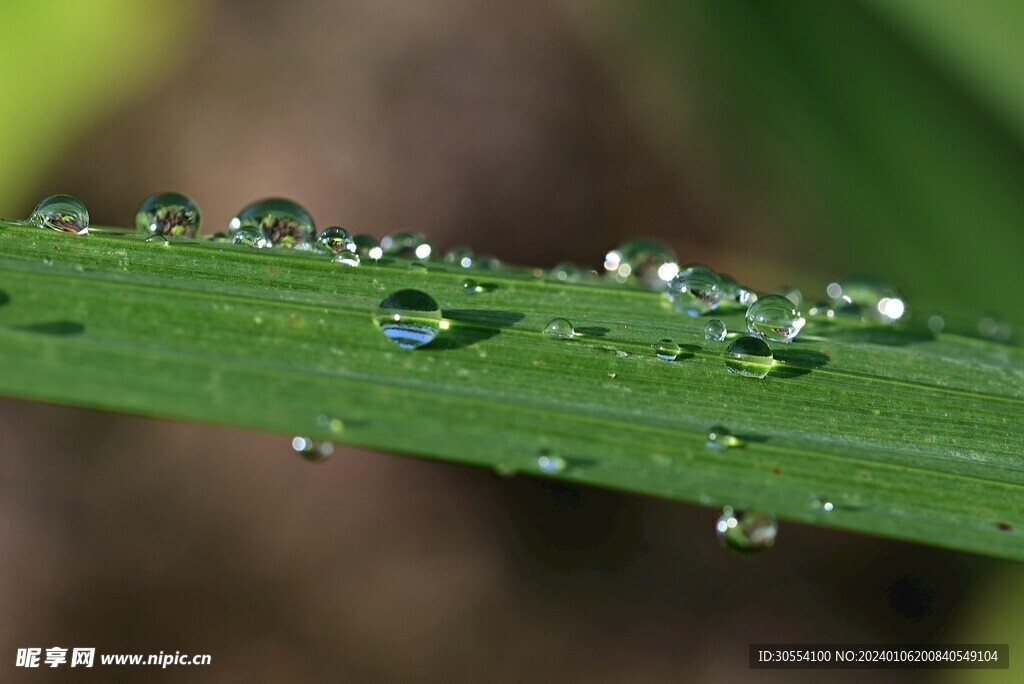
[537,451,567,474]
[353,234,382,260]
[827,275,906,324]
[135,192,200,238]
[655,338,681,360]
[706,426,742,450]
[374,289,443,350]
[666,265,721,316]
[477,254,502,270]
[716,506,777,553]
[547,262,587,283]
[443,246,475,268]
[407,261,428,273]
[230,198,315,248]
[745,295,805,342]
[978,316,1012,342]
[291,436,334,463]
[544,318,576,339]
[315,226,357,254]
[716,274,758,306]
[381,232,432,260]
[926,315,945,333]
[333,250,360,267]
[723,336,774,379]
[28,194,89,234]
[704,319,727,342]
[814,499,834,512]
[461,278,483,295]
[603,237,679,288]
[231,226,269,248]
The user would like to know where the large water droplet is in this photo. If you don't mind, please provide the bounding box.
[537,451,567,474]
[544,318,576,339]
[745,295,805,342]
[315,226,357,254]
[29,194,89,235]
[353,234,383,261]
[374,289,443,350]
[827,275,906,324]
[231,226,269,248]
[716,506,777,553]
[291,436,334,463]
[704,319,727,342]
[381,232,432,260]
[666,265,721,317]
[723,336,774,379]
[444,246,475,268]
[603,237,679,288]
[135,192,200,238]
[229,198,315,248]
[655,338,681,360]
[706,426,742,450]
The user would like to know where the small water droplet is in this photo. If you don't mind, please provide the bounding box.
[926,315,945,333]
[443,246,475,268]
[477,254,502,270]
[230,198,315,248]
[655,338,681,360]
[461,278,483,295]
[374,289,443,350]
[291,436,334,463]
[315,226,357,254]
[381,232,432,260]
[827,275,906,324]
[42,256,53,266]
[333,250,360,267]
[716,506,777,553]
[28,194,89,234]
[704,319,727,342]
[723,336,774,379]
[231,226,269,248]
[807,301,834,319]
[666,265,721,316]
[544,318,576,339]
[135,192,200,238]
[407,261,428,273]
[745,295,805,342]
[814,499,834,512]
[706,426,742,450]
[537,451,567,474]
[353,234,383,260]
[603,237,678,288]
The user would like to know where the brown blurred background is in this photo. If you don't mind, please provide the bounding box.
[1,0,1021,681]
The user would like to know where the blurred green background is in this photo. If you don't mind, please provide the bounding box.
[0,1,1020,681]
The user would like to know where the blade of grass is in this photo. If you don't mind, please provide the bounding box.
[0,222,1021,559]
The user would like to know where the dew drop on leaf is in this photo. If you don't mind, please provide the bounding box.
[706,426,742,450]
[655,338,681,360]
[723,335,773,379]
[29,194,89,235]
[716,506,777,553]
[292,436,333,463]
[135,192,200,238]
[537,451,567,474]
[229,198,315,249]
[353,234,382,261]
[374,289,443,350]
[603,237,678,288]
[745,295,805,342]
[315,226,357,255]
[704,319,727,342]
[544,318,575,339]
[666,264,722,317]
[381,232,432,260]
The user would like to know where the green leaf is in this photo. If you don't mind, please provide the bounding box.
[1,223,1021,560]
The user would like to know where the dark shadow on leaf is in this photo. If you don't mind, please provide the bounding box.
[17,321,86,336]
[771,348,830,379]
[431,309,525,350]
[0,290,9,307]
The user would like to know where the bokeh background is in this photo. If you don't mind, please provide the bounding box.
[1,1,1021,681]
